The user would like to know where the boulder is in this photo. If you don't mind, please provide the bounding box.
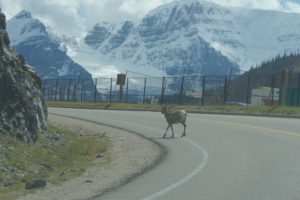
[25,179,47,189]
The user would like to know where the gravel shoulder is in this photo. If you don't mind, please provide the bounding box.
[17,114,163,200]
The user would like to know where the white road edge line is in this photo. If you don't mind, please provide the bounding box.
[106,118,209,200]
[142,138,208,200]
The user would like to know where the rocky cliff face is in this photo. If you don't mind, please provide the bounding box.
[0,10,47,143]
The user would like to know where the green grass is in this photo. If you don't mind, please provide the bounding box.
[48,100,158,110]
[0,123,109,200]
[196,105,300,115]
[47,101,300,116]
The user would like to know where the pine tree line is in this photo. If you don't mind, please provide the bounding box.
[226,52,300,103]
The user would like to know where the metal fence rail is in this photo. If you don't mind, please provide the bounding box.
[43,71,300,106]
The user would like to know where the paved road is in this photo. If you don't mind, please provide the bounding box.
[49,108,300,200]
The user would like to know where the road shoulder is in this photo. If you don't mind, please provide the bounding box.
[17,114,163,200]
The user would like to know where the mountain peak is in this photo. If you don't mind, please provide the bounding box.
[7,11,47,46]
[15,10,32,19]
[148,0,229,15]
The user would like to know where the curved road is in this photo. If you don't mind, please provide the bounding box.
[49,107,300,200]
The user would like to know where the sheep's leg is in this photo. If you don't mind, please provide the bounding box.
[171,125,175,138]
[163,125,170,138]
[181,123,186,137]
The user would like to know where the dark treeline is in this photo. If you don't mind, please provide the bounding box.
[248,51,300,75]
[227,52,300,103]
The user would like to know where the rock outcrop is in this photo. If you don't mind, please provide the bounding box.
[0,9,47,143]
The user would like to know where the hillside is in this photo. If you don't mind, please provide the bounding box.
[227,53,300,103]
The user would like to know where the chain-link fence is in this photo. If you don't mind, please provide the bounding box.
[43,71,300,106]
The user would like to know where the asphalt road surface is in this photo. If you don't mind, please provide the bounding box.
[49,107,300,200]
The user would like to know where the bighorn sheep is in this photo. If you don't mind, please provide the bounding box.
[161,105,187,138]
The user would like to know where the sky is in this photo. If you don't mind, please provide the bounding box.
[1,0,300,37]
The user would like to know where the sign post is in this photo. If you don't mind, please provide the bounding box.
[117,74,126,102]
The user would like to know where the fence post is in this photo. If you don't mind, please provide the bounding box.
[161,76,165,105]
[180,74,185,104]
[42,79,46,99]
[83,85,87,101]
[49,82,53,100]
[143,78,147,104]
[59,86,62,100]
[246,73,250,105]
[80,79,84,102]
[118,84,123,103]
[62,79,67,101]
[109,78,112,103]
[51,83,54,100]
[67,79,71,101]
[94,78,97,102]
[48,86,52,100]
[63,79,67,101]
[119,85,123,102]
[297,73,300,106]
[125,78,128,103]
[223,75,227,105]
[201,76,205,106]
[73,83,77,102]
[279,69,290,106]
[271,74,275,106]
[54,79,58,101]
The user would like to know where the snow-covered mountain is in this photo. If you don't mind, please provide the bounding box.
[6,0,300,80]
[231,8,300,68]
[7,10,92,80]
[65,0,300,78]
[70,1,239,77]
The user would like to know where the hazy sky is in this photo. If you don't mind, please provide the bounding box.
[1,0,300,37]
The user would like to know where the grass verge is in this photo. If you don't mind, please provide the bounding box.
[0,123,109,200]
